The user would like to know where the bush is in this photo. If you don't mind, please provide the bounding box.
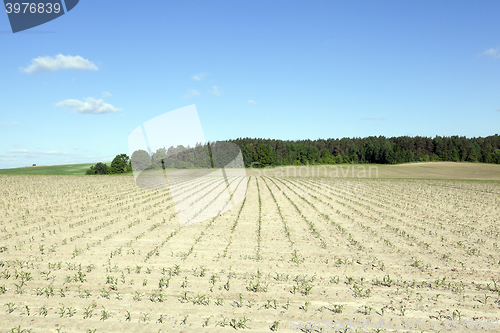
[93,162,108,175]
[430,154,441,162]
[420,155,430,162]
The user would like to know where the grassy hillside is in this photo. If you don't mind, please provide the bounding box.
[0,162,111,175]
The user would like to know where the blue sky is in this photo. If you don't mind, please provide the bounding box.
[1,0,499,168]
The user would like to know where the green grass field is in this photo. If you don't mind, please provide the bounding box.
[1,161,499,179]
[0,162,111,175]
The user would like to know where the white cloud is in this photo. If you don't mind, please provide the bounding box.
[247,100,257,105]
[192,72,209,81]
[44,150,70,155]
[55,97,121,114]
[184,89,200,98]
[102,91,112,98]
[21,54,98,74]
[481,47,500,59]
[361,116,386,120]
[212,85,221,96]
[4,149,71,158]
[0,122,21,127]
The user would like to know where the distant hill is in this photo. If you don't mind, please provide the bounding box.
[0,162,111,175]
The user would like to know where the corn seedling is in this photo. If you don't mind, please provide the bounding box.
[330,303,345,313]
[39,306,48,317]
[5,302,15,313]
[100,307,110,321]
[361,305,373,315]
[181,276,188,288]
[217,317,229,327]
[230,316,251,329]
[133,291,143,301]
[179,291,189,303]
[140,312,149,322]
[192,293,210,306]
[301,301,310,311]
[83,302,97,319]
[203,315,213,327]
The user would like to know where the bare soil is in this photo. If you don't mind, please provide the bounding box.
[0,169,499,332]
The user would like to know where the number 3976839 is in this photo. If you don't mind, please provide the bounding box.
[5,2,61,14]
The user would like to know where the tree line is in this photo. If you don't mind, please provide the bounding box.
[128,141,243,171]
[85,134,500,174]
[85,154,132,175]
[85,141,243,175]
[231,134,500,167]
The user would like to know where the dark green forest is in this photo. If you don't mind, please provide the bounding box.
[87,134,500,174]
[232,135,500,167]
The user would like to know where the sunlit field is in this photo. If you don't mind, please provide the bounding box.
[1,166,499,332]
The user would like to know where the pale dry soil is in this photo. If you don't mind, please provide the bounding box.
[0,171,499,332]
